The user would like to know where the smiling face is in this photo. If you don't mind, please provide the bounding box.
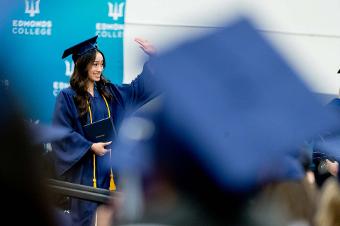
[87,51,104,82]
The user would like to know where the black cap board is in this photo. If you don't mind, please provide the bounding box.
[61,35,98,62]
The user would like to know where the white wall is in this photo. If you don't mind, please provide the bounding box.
[123,0,340,95]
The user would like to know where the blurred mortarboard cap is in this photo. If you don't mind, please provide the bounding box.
[311,98,340,151]
[326,98,340,115]
[113,16,340,191]
[153,16,340,189]
[61,35,98,62]
[313,135,340,159]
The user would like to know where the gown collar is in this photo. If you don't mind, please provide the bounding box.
[88,83,99,99]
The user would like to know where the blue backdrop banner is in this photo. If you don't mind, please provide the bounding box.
[0,0,126,123]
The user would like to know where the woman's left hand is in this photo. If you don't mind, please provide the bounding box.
[134,37,157,56]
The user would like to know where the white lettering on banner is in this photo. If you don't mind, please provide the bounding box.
[96,30,123,38]
[53,81,70,97]
[96,23,124,30]
[108,2,124,20]
[95,23,124,39]
[12,27,52,36]
[25,0,40,17]
[13,20,52,27]
[64,60,74,77]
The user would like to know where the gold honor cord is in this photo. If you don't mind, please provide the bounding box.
[87,95,116,191]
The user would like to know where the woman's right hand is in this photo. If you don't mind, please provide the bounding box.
[91,141,112,156]
[326,159,339,176]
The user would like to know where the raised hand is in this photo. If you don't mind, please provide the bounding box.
[134,37,157,56]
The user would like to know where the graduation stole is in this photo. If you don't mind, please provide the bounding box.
[87,95,116,191]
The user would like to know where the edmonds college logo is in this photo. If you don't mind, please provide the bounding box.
[12,0,53,36]
[25,0,40,17]
[95,1,125,39]
[108,2,124,20]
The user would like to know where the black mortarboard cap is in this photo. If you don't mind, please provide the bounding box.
[61,35,98,62]
[111,16,340,191]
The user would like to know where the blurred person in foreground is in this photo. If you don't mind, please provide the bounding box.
[0,78,64,225]
[95,16,340,226]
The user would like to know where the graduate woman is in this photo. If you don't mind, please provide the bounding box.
[51,35,157,226]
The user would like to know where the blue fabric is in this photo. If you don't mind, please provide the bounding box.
[51,63,157,226]
[312,98,340,162]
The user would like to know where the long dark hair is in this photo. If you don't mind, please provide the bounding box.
[70,49,112,117]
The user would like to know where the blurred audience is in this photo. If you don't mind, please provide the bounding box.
[314,178,340,226]
[248,178,317,226]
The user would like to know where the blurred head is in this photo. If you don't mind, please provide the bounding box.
[0,86,57,226]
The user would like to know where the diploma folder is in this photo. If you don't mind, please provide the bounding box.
[83,117,115,143]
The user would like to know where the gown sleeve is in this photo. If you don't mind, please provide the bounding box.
[111,62,160,112]
[51,90,93,177]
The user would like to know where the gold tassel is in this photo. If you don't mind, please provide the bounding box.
[93,154,97,188]
[109,171,116,191]
[109,148,116,191]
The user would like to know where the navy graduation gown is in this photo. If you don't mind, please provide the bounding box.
[51,63,157,226]
[326,98,340,114]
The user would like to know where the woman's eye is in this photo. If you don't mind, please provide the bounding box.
[93,63,103,67]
